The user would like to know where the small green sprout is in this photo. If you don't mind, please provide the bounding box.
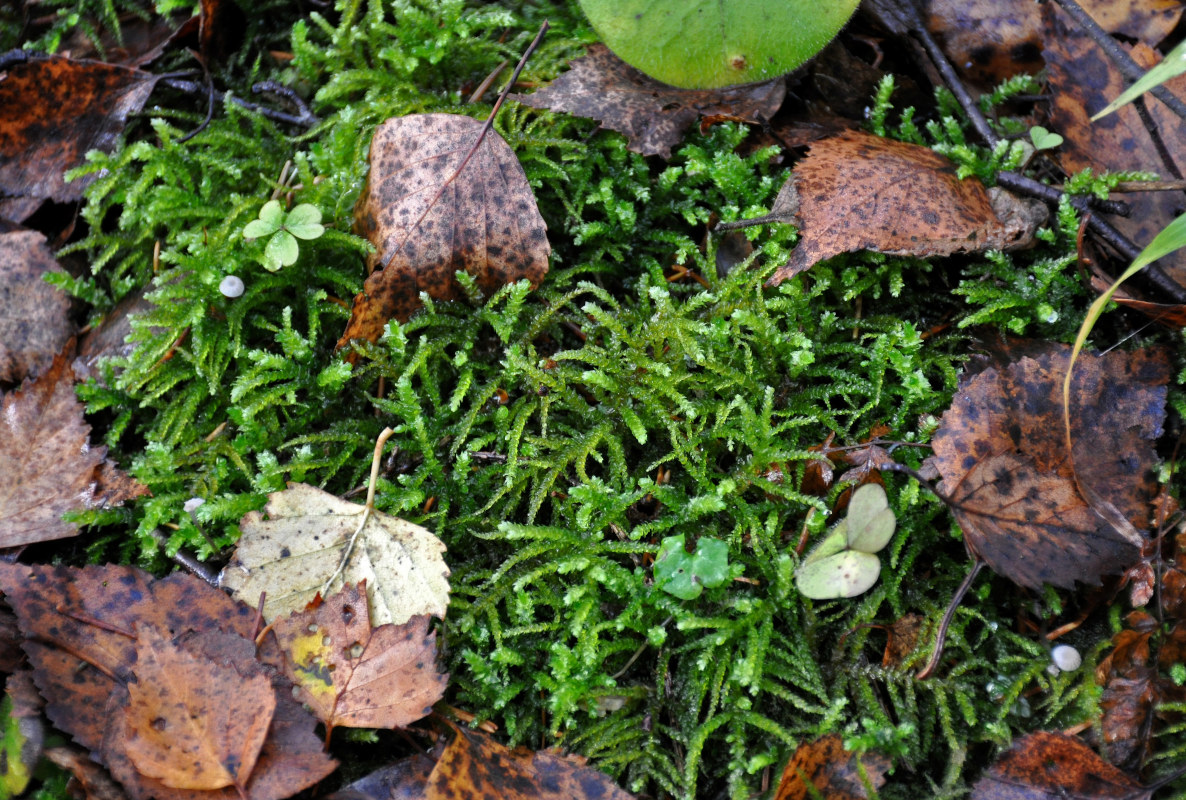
[1029,126,1064,151]
[243,200,325,271]
[654,534,730,600]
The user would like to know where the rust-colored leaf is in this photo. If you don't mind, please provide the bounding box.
[1042,2,1186,292]
[120,626,274,792]
[336,114,549,353]
[735,131,1045,286]
[0,228,75,383]
[773,734,890,800]
[270,583,447,739]
[970,731,1150,800]
[0,55,159,222]
[512,44,785,159]
[0,353,146,548]
[927,341,1167,589]
[882,614,925,669]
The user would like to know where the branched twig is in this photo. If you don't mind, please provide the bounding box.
[160,76,320,127]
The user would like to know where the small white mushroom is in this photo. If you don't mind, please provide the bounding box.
[183,497,205,514]
[1051,644,1082,673]
[219,275,245,298]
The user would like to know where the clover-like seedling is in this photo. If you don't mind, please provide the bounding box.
[654,534,730,600]
[795,483,896,600]
[1029,126,1064,152]
[243,200,325,271]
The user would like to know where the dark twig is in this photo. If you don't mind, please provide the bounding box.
[159,76,320,127]
[916,560,985,680]
[1051,0,1186,123]
[177,57,216,143]
[251,80,317,124]
[1133,96,1184,180]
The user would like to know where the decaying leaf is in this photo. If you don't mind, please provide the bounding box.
[970,731,1151,800]
[0,228,75,383]
[424,720,634,800]
[0,55,160,222]
[220,482,450,626]
[121,626,274,792]
[270,582,447,739]
[773,734,890,800]
[0,353,146,548]
[723,131,1045,286]
[2,671,45,799]
[927,341,1167,590]
[337,114,549,354]
[44,744,130,800]
[512,44,785,159]
[1042,2,1186,292]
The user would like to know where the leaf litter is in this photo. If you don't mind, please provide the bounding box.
[0,227,75,383]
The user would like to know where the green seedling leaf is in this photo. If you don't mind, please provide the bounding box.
[845,483,896,553]
[796,483,896,600]
[263,230,299,272]
[244,200,284,238]
[576,0,860,89]
[654,534,730,600]
[1029,126,1064,151]
[1092,38,1186,121]
[285,204,325,240]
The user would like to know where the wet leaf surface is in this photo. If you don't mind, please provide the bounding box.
[0,56,159,222]
[512,44,785,159]
[970,731,1150,800]
[773,734,890,800]
[0,228,75,383]
[337,113,549,354]
[0,353,146,547]
[927,341,1168,589]
[220,482,450,626]
[270,583,447,738]
[732,131,1045,286]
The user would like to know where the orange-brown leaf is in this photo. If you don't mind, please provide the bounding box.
[773,734,890,800]
[0,354,145,548]
[121,626,275,791]
[512,44,785,159]
[757,131,1044,286]
[337,114,549,353]
[970,731,1150,800]
[270,583,446,737]
[0,56,159,222]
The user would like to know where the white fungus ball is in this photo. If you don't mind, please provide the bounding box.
[1051,644,1082,673]
[219,275,245,298]
[183,497,205,514]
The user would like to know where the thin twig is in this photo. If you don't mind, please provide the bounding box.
[320,427,395,596]
[378,20,550,271]
[1113,179,1186,192]
[159,76,320,127]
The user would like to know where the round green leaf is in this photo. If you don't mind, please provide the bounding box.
[576,0,860,89]
[285,204,325,240]
[263,230,299,271]
[795,550,881,600]
[654,534,731,600]
[845,483,896,554]
[243,217,279,239]
[800,524,849,567]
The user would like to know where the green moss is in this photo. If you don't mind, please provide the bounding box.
[29,1,1186,798]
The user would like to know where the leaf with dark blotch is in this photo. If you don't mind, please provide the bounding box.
[927,341,1168,590]
[0,229,75,383]
[120,626,274,792]
[512,44,785,159]
[727,131,1045,286]
[423,720,634,800]
[270,582,447,739]
[329,755,435,800]
[773,734,890,800]
[970,731,1151,800]
[0,354,147,548]
[337,114,549,354]
[0,56,159,222]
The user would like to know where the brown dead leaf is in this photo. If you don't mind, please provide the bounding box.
[730,131,1045,286]
[0,55,159,222]
[44,745,130,800]
[1042,3,1186,292]
[773,734,890,800]
[882,614,925,669]
[1088,272,1186,329]
[927,0,1180,87]
[970,731,1150,800]
[0,228,75,383]
[270,582,447,739]
[0,353,146,548]
[424,720,634,800]
[121,626,274,792]
[329,754,435,800]
[336,114,549,353]
[927,341,1167,589]
[512,44,785,159]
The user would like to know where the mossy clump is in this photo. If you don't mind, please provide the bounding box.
[11,1,1181,798]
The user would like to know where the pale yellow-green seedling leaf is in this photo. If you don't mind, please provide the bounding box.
[220,482,450,626]
[795,550,881,600]
[845,483,896,554]
[795,483,896,600]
